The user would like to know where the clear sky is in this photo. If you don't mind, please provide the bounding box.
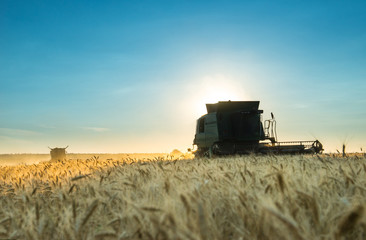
[1,0,365,153]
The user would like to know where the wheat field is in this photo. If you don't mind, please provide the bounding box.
[0,154,365,240]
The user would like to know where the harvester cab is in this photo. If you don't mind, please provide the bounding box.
[49,146,68,162]
[192,101,323,157]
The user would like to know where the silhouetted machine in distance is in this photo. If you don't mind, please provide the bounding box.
[193,101,323,157]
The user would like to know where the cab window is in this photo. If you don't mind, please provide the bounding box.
[199,118,205,133]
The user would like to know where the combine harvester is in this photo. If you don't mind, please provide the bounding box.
[191,101,323,157]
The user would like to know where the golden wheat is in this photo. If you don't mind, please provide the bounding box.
[0,154,365,239]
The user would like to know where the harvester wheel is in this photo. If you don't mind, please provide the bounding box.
[212,143,220,155]
[194,148,208,158]
[203,147,213,158]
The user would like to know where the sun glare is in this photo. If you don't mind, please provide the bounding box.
[192,75,249,117]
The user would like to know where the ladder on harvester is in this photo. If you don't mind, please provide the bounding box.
[264,112,277,144]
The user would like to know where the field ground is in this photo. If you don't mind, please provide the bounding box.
[0,153,174,166]
[0,153,365,239]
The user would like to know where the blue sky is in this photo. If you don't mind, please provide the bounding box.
[1,0,365,153]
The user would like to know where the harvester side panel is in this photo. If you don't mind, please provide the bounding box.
[217,112,264,142]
